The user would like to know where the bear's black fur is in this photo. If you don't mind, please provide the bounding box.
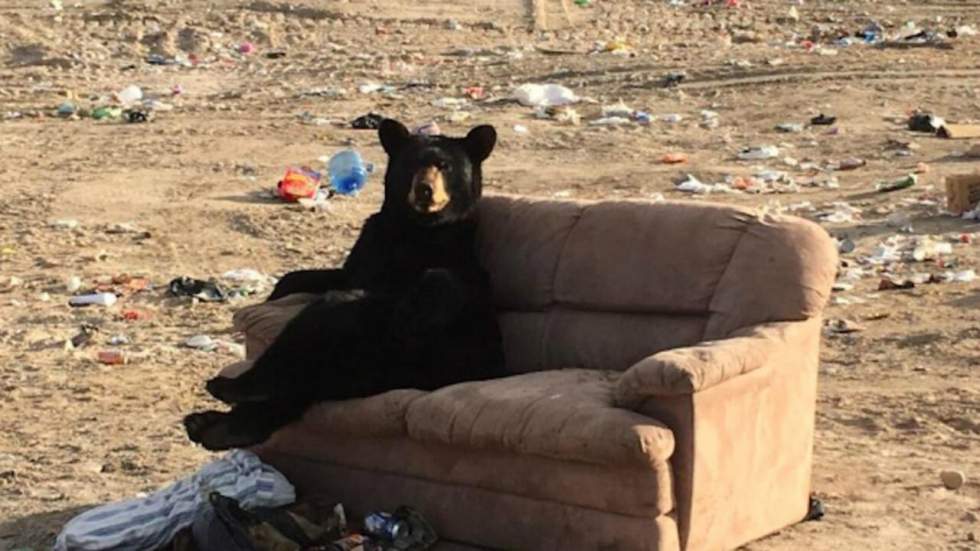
[184,119,506,450]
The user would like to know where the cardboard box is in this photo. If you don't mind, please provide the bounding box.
[946,173,980,214]
[938,124,980,139]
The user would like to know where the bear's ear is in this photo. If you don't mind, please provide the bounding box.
[463,125,497,163]
[379,119,411,157]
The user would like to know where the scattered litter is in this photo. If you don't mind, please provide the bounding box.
[832,158,866,171]
[126,110,150,124]
[661,113,683,124]
[878,277,915,291]
[413,121,442,136]
[512,83,578,107]
[810,114,837,126]
[674,174,734,195]
[875,174,917,192]
[237,42,256,55]
[362,507,438,549]
[220,270,276,297]
[540,105,581,125]
[818,202,861,224]
[634,111,653,125]
[276,167,321,202]
[327,149,372,195]
[945,173,980,214]
[57,102,77,118]
[737,145,780,161]
[661,153,689,164]
[700,110,720,129]
[358,83,396,95]
[938,124,980,139]
[601,101,633,119]
[513,124,529,134]
[55,450,294,551]
[185,335,217,351]
[950,269,977,283]
[69,293,117,307]
[121,309,147,321]
[589,116,630,126]
[351,113,384,130]
[776,122,804,133]
[70,324,98,349]
[907,112,945,133]
[885,212,912,229]
[462,86,485,100]
[66,276,82,293]
[676,174,711,194]
[97,350,125,365]
[108,335,129,346]
[51,219,79,230]
[837,237,856,254]
[660,72,686,88]
[825,318,865,334]
[168,277,227,302]
[116,85,143,107]
[431,97,468,110]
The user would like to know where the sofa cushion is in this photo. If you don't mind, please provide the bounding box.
[497,309,707,374]
[302,389,426,437]
[405,369,675,468]
[232,293,320,359]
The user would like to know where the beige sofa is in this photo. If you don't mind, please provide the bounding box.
[228,195,837,550]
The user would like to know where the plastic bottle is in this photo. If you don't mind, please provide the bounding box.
[69,293,117,307]
[327,150,369,195]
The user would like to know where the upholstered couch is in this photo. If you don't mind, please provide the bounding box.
[227,195,837,550]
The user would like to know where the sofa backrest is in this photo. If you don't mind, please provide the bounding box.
[475,195,837,374]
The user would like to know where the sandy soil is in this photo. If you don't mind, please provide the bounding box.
[0,0,978,549]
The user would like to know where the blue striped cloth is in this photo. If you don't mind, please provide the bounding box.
[55,450,295,551]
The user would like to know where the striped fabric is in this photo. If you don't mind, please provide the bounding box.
[55,450,296,551]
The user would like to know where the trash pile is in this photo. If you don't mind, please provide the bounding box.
[55,450,438,551]
[53,84,177,124]
[56,259,277,365]
[831,232,976,307]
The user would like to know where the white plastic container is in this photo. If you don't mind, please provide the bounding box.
[69,292,117,307]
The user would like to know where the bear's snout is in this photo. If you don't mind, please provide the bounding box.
[409,166,451,213]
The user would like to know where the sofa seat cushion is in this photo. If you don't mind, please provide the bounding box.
[405,369,675,468]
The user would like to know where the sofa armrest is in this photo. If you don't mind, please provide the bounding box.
[614,320,805,407]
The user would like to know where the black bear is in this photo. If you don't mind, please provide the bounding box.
[183,119,507,451]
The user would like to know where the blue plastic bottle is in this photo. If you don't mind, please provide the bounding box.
[327,149,370,195]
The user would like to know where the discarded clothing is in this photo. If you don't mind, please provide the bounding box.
[55,450,295,551]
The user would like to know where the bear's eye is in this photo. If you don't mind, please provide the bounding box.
[436,160,451,173]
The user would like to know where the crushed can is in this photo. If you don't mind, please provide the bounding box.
[363,512,408,541]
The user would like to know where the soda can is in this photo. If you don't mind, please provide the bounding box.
[363,511,408,541]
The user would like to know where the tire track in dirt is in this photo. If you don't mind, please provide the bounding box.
[527,62,980,92]
[662,66,980,90]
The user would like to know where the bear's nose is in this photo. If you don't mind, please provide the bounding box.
[415,184,433,202]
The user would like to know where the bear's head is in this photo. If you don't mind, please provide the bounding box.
[378,119,497,226]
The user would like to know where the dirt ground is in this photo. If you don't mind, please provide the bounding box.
[0,0,978,549]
